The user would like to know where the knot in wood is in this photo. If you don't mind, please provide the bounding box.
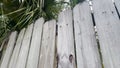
[66,24,68,26]
[69,54,73,63]
[59,25,62,28]
[111,11,114,14]
[102,11,106,14]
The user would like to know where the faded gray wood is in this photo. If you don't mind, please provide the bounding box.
[15,24,33,68]
[0,40,5,64]
[8,28,25,68]
[0,40,6,51]
[38,20,56,68]
[26,18,44,68]
[114,0,120,15]
[73,2,101,68]
[57,10,76,68]
[93,0,120,68]
[0,39,8,65]
[0,31,17,68]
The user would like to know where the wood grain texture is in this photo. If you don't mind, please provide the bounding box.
[57,9,76,68]
[0,40,6,64]
[38,20,56,68]
[0,31,17,68]
[26,18,44,68]
[114,0,120,15]
[0,39,6,51]
[93,0,120,68]
[15,24,33,68]
[8,28,25,68]
[73,2,101,68]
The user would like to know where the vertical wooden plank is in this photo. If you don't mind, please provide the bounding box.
[0,39,6,51]
[15,24,33,68]
[8,28,25,68]
[93,0,120,68]
[0,39,7,62]
[0,39,9,65]
[114,0,120,15]
[57,10,76,68]
[26,18,44,68]
[73,2,101,68]
[0,40,5,64]
[0,31,17,68]
[38,20,56,68]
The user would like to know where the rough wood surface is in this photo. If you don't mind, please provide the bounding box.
[38,20,56,68]
[0,40,5,64]
[26,18,44,68]
[0,31,17,68]
[0,40,6,51]
[73,2,101,68]
[114,0,120,15]
[0,39,9,65]
[8,28,25,68]
[15,24,33,68]
[93,0,120,68]
[57,9,76,68]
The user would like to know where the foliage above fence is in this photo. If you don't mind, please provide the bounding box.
[0,0,84,46]
[0,0,81,45]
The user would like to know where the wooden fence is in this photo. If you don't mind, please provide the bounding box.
[0,0,120,68]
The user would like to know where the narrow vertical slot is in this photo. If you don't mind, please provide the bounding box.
[91,13,104,68]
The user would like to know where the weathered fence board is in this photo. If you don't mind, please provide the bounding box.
[1,1,120,67]
[26,18,44,68]
[0,39,6,52]
[114,0,120,15]
[38,20,56,68]
[0,39,7,64]
[57,10,76,68]
[73,2,101,68]
[8,28,25,68]
[93,0,120,68]
[15,24,33,68]
[0,31,17,68]
[0,40,6,64]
